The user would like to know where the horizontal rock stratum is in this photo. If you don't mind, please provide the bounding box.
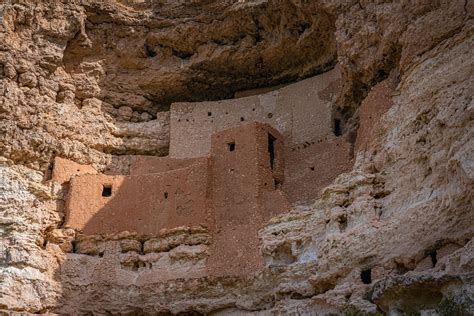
[0,0,473,315]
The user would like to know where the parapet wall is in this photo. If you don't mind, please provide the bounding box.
[64,159,210,235]
[51,157,98,184]
[129,155,205,175]
[170,66,341,158]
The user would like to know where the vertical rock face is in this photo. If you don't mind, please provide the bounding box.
[0,0,473,315]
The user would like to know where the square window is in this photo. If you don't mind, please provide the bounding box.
[102,185,112,197]
[228,142,235,152]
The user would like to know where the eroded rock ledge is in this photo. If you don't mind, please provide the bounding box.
[0,0,473,314]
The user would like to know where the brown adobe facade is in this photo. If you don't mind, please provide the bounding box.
[169,66,353,204]
[54,66,354,276]
[57,123,288,275]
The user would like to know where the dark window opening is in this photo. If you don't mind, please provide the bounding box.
[208,112,212,116]
[310,166,315,171]
[102,185,112,197]
[228,142,235,152]
[268,133,276,169]
[334,119,342,136]
[164,192,168,199]
[240,117,245,122]
[361,269,372,284]
[71,240,76,253]
[430,250,438,267]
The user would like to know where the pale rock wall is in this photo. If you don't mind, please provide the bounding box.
[0,0,473,315]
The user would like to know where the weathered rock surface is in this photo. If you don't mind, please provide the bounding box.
[0,0,473,314]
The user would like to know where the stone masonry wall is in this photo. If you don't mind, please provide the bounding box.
[170,66,341,158]
[65,159,210,235]
[2,1,472,313]
[62,123,288,278]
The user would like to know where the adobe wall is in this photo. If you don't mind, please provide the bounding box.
[129,155,206,175]
[64,160,211,235]
[60,123,290,276]
[169,66,341,158]
[284,137,353,203]
[209,123,285,224]
[207,123,288,275]
[51,157,98,185]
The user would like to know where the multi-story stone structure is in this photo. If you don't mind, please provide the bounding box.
[52,67,353,276]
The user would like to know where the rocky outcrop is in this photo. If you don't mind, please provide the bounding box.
[0,0,472,314]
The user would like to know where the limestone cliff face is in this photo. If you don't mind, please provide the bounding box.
[0,0,473,314]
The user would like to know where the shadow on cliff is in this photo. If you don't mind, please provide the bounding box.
[61,0,338,118]
[50,1,346,313]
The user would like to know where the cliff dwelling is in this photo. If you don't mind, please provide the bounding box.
[53,66,353,276]
[2,1,472,314]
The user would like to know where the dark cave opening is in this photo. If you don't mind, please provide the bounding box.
[361,269,372,284]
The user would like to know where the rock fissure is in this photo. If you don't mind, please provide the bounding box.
[1,0,473,314]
